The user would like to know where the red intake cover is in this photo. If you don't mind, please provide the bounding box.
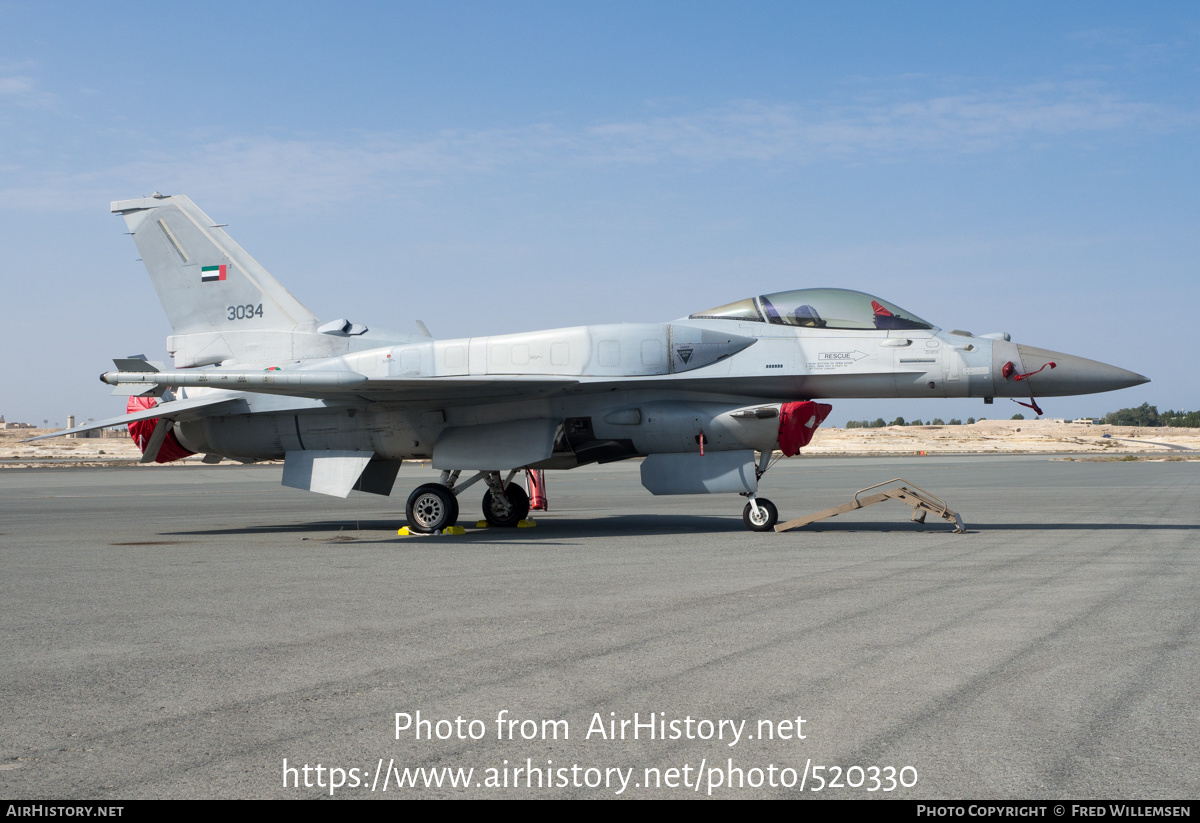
[777,401,833,457]
[126,396,196,463]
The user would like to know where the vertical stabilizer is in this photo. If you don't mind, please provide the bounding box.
[111,194,318,337]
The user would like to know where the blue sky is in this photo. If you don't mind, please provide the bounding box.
[2,1,1197,427]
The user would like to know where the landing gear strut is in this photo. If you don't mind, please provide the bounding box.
[741,449,779,531]
[402,469,532,533]
[482,471,530,527]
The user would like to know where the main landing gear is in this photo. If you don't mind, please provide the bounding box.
[405,484,459,533]
[481,480,530,528]
[403,469,530,533]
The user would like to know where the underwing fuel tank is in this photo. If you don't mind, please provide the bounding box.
[990,339,1149,398]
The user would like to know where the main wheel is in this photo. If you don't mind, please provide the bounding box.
[482,483,531,528]
[406,484,459,533]
[743,498,778,532]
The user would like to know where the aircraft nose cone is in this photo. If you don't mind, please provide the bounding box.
[1014,344,1149,397]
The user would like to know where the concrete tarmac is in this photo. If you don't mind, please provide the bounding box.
[1,456,1197,799]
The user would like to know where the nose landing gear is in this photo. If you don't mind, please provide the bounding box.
[743,496,778,531]
[739,449,780,531]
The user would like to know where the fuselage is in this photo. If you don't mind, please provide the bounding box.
[169,311,1145,466]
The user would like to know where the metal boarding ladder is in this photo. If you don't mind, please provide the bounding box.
[774,478,966,534]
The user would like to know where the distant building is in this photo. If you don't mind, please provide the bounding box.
[1071,418,1099,425]
[78,428,126,439]
[0,415,121,433]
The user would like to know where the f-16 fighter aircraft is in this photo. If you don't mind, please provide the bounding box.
[36,194,1149,532]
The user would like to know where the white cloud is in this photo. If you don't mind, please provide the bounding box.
[592,84,1168,162]
[0,75,34,95]
[0,73,56,108]
[0,82,1187,210]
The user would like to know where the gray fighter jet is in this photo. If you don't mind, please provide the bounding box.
[36,194,1149,532]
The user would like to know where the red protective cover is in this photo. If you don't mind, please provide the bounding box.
[777,401,833,456]
[126,396,195,463]
[526,469,548,511]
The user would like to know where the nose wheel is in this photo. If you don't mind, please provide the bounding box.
[743,498,778,532]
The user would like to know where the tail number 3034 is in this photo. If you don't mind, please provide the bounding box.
[227,304,264,320]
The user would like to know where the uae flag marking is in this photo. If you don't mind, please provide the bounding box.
[201,264,227,282]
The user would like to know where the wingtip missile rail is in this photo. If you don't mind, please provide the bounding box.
[100,369,370,390]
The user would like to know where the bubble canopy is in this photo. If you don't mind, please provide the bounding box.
[689,288,933,331]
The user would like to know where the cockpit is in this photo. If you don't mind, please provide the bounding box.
[689,288,933,331]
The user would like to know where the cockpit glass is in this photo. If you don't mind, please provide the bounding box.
[691,288,932,330]
[688,297,763,322]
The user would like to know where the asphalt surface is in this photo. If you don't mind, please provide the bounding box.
[1,456,1197,799]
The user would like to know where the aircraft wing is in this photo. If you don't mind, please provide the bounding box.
[101,369,583,403]
[22,394,248,442]
[360,373,818,403]
[97,366,832,407]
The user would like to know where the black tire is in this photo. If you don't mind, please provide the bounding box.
[482,483,531,528]
[406,484,459,533]
[743,498,778,532]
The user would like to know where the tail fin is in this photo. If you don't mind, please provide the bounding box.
[112,194,318,337]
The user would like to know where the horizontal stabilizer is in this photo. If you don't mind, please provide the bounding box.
[22,394,246,442]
